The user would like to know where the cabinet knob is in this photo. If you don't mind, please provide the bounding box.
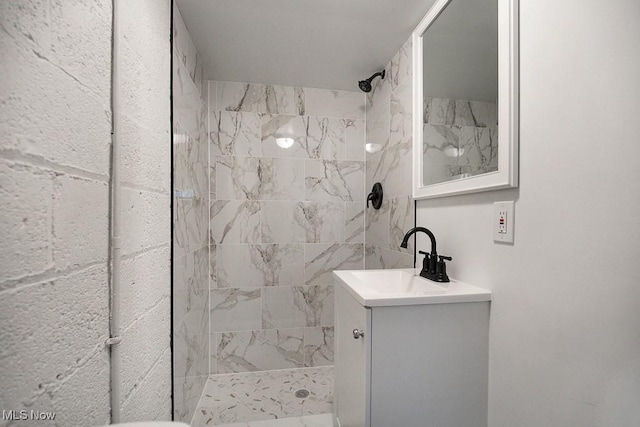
[352,329,365,339]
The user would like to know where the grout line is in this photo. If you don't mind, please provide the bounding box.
[0,260,108,295]
[0,149,110,183]
[120,242,170,261]
[121,182,171,196]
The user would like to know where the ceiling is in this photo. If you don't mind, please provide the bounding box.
[175,0,438,91]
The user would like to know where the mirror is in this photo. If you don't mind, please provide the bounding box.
[412,0,518,199]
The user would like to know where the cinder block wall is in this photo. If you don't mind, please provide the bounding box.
[118,1,172,422]
[0,1,172,424]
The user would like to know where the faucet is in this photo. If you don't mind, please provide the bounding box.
[400,227,452,283]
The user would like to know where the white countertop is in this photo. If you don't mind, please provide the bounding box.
[333,268,491,307]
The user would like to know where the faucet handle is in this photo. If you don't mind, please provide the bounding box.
[418,250,429,255]
[435,255,452,283]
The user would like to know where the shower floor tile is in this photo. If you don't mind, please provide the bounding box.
[204,413,334,427]
[191,367,333,426]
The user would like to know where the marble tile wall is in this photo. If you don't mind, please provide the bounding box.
[173,6,210,423]
[423,98,498,185]
[208,81,366,375]
[364,37,416,269]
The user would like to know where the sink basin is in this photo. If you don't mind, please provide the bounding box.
[348,270,446,295]
[333,268,491,307]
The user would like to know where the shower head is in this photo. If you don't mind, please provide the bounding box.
[358,69,386,93]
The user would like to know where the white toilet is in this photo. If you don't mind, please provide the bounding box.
[113,422,190,427]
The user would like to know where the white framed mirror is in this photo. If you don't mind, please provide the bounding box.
[412,0,518,199]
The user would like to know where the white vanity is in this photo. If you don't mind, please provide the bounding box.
[333,269,491,427]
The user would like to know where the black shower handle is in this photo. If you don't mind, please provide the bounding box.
[367,182,383,210]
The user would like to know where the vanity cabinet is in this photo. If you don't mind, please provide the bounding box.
[333,272,490,427]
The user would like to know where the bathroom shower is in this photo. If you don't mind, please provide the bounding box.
[358,69,385,92]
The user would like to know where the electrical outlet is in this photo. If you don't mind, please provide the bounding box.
[493,201,515,243]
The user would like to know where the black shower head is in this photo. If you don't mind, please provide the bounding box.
[358,69,386,93]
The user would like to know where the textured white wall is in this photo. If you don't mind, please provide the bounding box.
[0,0,172,424]
[117,0,172,422]
[0,1,113,425]
[416,0,640,425]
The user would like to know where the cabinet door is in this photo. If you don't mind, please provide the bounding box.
[334,284,370,427]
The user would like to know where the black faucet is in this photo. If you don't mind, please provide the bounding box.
[400,227,452,283]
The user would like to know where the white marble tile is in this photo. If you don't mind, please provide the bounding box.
[454,100,498,127]
[260,201,307,244]
[210,244,217,286]
[365,85,390,155]
[173,247,209,325]
[261,114,309,158]
[458,126,498,167]
[364,244,414,270]
[461,164,498,178]
[174,295,209,380]
[364,244,383,270]
[261,115,345,160]
[366,136,412,198]
[209,153,216,200]
[174,373,207,423]
[262,285,333,329]
[208,80,218,112]
[305,160,364,202]
[216,329,306,373]
[215,156,258,200]
[174,6,202,93]
[344,119,365,161]
[173,126,209,256]
[389,79,412,148]
[423,124,461,166]
[210,111,262,157]
[390,37,412,90]
[366,62,392,108]
[210,333,220,375]
[216,157,305,201]
[302,202,344,243]
[217,244,305,288]
[344,202,365,244]
[304,88,365,120]
[389,196,414,254]
[307,116,345,160]
[424,97,457,125]
[260,202,344,244]
[294,87,306,115]
[216,82,265,113]
[305,243,364,285]
[364,198,390,249]
[304,327,334,367]
[174,65,202,137]
[216,82,304,115]
[423,163,464,186]
[173,178,209,255]
[191,367,333,426]
[210,200,261,244]
[489,127,499,168]
[262,85,304,115]
[210,288,262,333]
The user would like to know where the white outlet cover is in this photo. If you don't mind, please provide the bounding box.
[493,201,515,243]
